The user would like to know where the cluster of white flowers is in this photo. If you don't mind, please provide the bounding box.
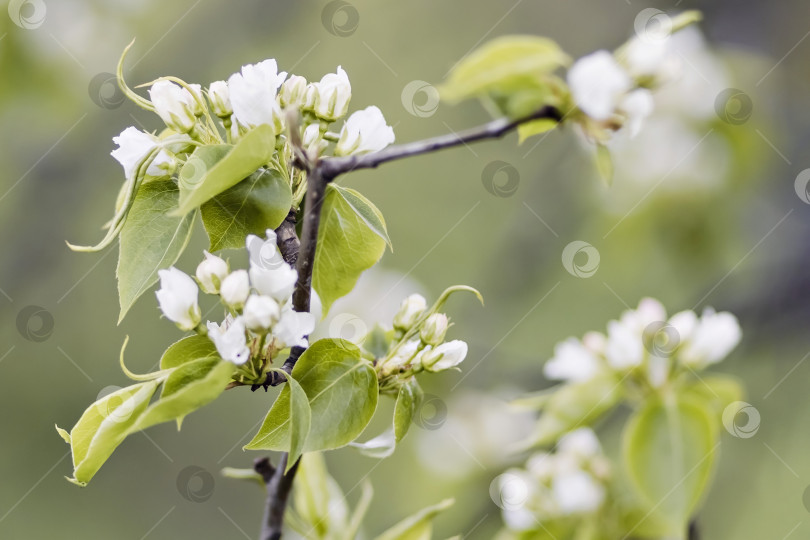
[498,428,610,531]
[380,294,468,375]
[110,58,395,182]
[155,230,315,366]
[543,298,741,388]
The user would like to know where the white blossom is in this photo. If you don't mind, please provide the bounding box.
[618,89,654,137]
[207,315,250,364]
[207,80,232,117]
[243,294,281,332]
[552,469,605,515]
[558,428,601,459]
[274,307,315,349]
[250,263,298,304]
[195,250,229,294]
[312,66,351,120]
[228,59,287,132]
[334,106,395,156]
[543,337,602,383]
[111,127,174,179]
[422,340,468,372]
[280,74,307,107]
[148,80,197,133]
[568,50,631,121]
[220,270,250,308]
[246,230,285,271]
[679,308,741,367]
[393,294,427,330]
[155,267,200,331]
[420,313,449,346]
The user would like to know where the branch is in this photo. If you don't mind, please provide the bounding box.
[319,105,561,180]
[275,209,300,266]
[688,519,700,540]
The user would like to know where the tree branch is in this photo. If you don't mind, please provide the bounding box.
[319,105,561,180]
[275,209,300,267]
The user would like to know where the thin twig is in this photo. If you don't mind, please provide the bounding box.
[688,519,700,540]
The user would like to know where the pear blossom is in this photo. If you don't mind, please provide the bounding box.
[552,469,605,515]
[279,74,307,107]
[155,267,201,331]
[220,270,250,308]
[557,428,601,459]
[622,35,681,81]
[250,263,298,304]
[243,294,281,332]
[312,66,351,120]
[246,230,285,271]
[422,340,468,372]
[678,309,741,367]
[207,80,232,117]
[393,294,427,330]
[618,89,654,137]
[195,251,229,294]
[228,59,287,132]
[207,315,250,364]
[273,307,315,349]
[420,313,449,346]
[543,338,602,383]
[187,83,205,116]
[568,51,632,121]
[111,127,175,179]
[148,80,197,133]
[334,106,395,156]
[383,339,424,370]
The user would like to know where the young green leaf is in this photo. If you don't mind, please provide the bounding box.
[245,339,378,452]
[292,452,348,538]
[394,379,421,443]
[116,180,196,322]
[622,395,718,536]
[63,380,160,486]
[374,499,455,540]
[174,124,277,215]
[159,334,219,370]
[268,368,312,472]
[131,358,235,432]
[595,144,614,186]
[441,35,569,103]
[201,168,292,252]
[313,186,391,314]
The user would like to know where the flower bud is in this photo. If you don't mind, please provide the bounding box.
[280,75,307,108]
[393,294,427,331]
[187,83,205,116]
[243,294,281,332]
[335,106,395,156]
[420,313,448,346]
[422,340,468,372]
[313,66,351,121]
[220,270,250,308]
[156,267,201,331]
[148,80,197,133]
[195,250,229,294]
[302,123,328,155]
[302,83,318,111]
[207,80,232,117]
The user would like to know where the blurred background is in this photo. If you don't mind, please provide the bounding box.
[1,0,808,538]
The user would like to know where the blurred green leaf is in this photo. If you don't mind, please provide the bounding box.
[595,144,613,186]
[201,167,292,252]
[293,452,332,538]
[374,498,455,540]
[116,180,196,322]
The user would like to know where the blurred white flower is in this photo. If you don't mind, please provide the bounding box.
[228,59,287,132]
[312,66,351,121]
[622,35,681,81]
[243,294,281,332]
[149,80,197,133]
[111,127,174,179]
[422,340,468,372]
[220,270,250,308]
[557,428,601,459]
[156,267,200,331]
[618,89,654,137]
[207,80,232,117]
[679,309,741,367]
[195,250,229,294]
[334,106,395,156]
[552,469,605,515]
[568,51,631,121]
[543,338,602,382]
[207,315,250,365]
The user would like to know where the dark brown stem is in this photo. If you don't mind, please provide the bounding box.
[275,209,300,267]
[688,519,700,540]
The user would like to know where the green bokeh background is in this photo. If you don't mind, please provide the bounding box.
[1,0,808,538]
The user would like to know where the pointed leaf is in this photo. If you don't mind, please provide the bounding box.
[293,452,333,538]
[116,180,196,322]
[374,499,455,540]
[395,379,421,443]
[201,168,292,252]
[266,368,311,472]
[160,334,218,370]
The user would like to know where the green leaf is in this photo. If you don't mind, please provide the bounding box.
[174,124,277,215]
[201,168,292,252]
[131,358,235,432]
[344,480,374,540]
[595,144,613,187]
[518,118,557,143]
[682,375,744,415]
[64,381,160,485]
[441,36,569,103]
[267,368,312,472]
[116,180,196,322]
[245,339,378,452]
[160,334,219,370]
[622,395,718,536]
[313,186,390,314]
[374,499,455,540]
[293,452,333,538]
[395,379,421,443]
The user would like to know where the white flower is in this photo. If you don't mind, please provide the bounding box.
[558,428,601,459]
[280,74,307,107]
[313,66,351,120]
[207,316,250,364]
[148,80,197,133]
[156,267,201,331]
[668,310,698,343]
[195,250,229,294]
[334,106,395,156]
[568,50,632,121]
[246,230,285,271]
[243,294,281,332]
[393,294,427,330]
[228,59,287,132]
[250,264,298,304]
[187,83,205,116]
[111,127,174,179]
[618,89,654,137]
[552,469,605,515]
[274,307,315,348]
[622,35,681,82]
[385,339,423,369]
[543,337,602,383]
[422,340,468,372]
[220,270,250,308]
[207,80,232,117]
[604,317,644,370]
[679,309,741,367]
[302,123,327,155]
[420,313,448,346]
